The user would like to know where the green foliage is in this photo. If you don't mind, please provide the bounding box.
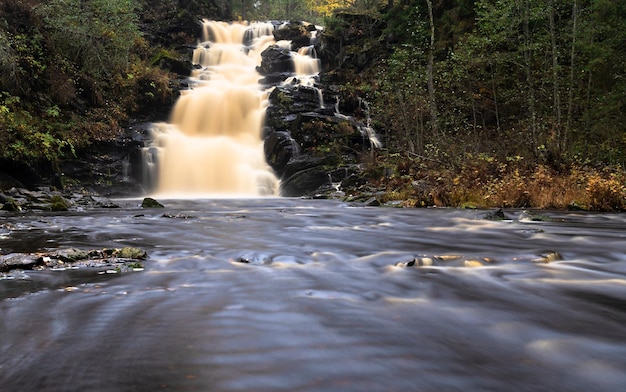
[0,92,75,165]
[372,0,626,165]
[35,0,142,78]
[0,29,18,91]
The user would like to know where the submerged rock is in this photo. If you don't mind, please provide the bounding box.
[481,208,507,221]
[532,251,562,263]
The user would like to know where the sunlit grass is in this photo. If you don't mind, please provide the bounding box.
[362,153,626,211]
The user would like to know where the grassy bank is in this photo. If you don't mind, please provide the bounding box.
[359,153,626,212]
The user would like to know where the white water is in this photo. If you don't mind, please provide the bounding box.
[148,21,281,198]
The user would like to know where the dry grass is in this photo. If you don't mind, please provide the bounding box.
[367,153,626,212]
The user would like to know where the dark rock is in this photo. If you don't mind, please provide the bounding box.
[1,198,22,212]
[273,21,308,41]
[264,131,300,176]
[363,197,382,206]
[482,208,507,221]
[55,248,90,262]
[257,45,294,75]
[49,195,70,211]
[142,197,164,208]
[1,247,149,272]
[0,172,24,190]
[236,253,270,265]
[155,56,193,76]
[0,253,41,272]
[162,213,196,219]
[280,165,331,197]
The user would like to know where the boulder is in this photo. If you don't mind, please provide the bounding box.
[257,45,294,76]
[142,197,164,208]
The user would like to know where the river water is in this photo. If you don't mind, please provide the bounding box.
[1,199,625,391]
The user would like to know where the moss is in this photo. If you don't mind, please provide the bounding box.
[141,197,164,208]
[49,195,69,211]
[116,247,148,260]
[1,198,22,212]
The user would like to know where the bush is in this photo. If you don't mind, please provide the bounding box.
[35,0,142,78]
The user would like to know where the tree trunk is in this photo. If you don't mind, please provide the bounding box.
[396,91,416,153]
[566,0,578,152]
[490,61,501,132]
[521,0,538,152]
[425,0,439,135]
[549,0,562,156]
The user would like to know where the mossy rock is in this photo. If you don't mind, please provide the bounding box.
[49,195,69,211]
[116,247,148,260]
[141,197,164,208]
[1,198,22,212]
[55,248,90,262]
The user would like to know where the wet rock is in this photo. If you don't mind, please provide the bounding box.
[273,21,312,49]
[0,188,123,211]
[0,247,149,272]
[482,208,507,221]
[142,197,164,208]
[264,131,300,176]
[397,257,434,267]
[235,253,270,265]
[115,247,148,260]
[532,251,562,263]
[464,260,484,268]
[257,45,294,76]
[91,196,120,208]
[0,253,42,272]
[280,164,331,197]
[49,195,70,211]
[55,248,90,262]
[162,213,197,219]
[1,198,22,212]
[364,197,381,207]
[518,210,554,222]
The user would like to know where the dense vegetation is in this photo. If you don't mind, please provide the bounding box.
[323,0,626,210]
[0,0,206,180]
[1,0,624,209]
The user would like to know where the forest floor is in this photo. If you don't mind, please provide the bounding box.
[339,152,626,212]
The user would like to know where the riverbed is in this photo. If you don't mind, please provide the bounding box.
[1,198,625,391]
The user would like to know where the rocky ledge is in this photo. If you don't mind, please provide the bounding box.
[0,247,148,274]
[0,187,122,212]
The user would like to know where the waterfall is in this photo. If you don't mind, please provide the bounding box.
[333,96,382,149]
[283,44,324,108]
[146,20,280,197]
[358,98,382,149]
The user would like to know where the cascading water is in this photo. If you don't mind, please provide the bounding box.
[286,45,324,108]
[145,20,280,197]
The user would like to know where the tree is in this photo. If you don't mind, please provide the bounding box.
[425,0,439,135]
[0,29,18,92]
[35,0,142,78]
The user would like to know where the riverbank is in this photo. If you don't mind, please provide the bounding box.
[2,157,625,213]
[334,153,626,212]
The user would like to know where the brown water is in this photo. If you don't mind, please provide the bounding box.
[1,199,625,391]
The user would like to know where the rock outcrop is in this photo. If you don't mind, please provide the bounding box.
[258,18,382,197]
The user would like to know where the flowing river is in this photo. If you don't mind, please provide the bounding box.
[1,199,625,391]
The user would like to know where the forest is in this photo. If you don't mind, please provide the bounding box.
[1,0,624,210]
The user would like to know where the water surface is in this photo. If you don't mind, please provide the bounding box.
[1,199,625,391]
